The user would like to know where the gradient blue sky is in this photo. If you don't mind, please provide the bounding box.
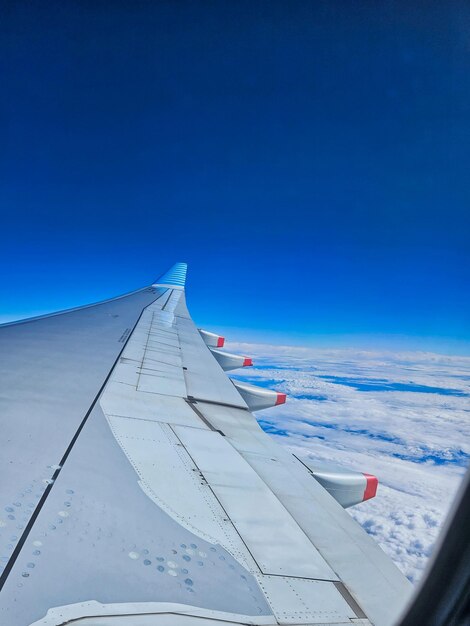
[1,2,469,353]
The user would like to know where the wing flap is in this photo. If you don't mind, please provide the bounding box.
[173,425,338,580]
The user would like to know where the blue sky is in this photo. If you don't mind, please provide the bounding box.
[1,1,469,353]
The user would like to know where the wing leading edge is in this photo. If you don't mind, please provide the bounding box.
[0,264,411,626]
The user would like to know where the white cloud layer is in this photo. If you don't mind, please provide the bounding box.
[229,342,470,583]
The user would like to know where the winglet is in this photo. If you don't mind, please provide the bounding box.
[153,262,187,290]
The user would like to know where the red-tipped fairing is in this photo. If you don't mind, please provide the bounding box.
[198,329,225,348]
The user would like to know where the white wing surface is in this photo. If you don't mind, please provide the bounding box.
[0,264,411,626]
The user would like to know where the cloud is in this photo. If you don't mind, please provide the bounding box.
[230,342,470,583]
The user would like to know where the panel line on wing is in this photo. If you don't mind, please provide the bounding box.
[333,581,368,619]
[0,296,155,591]
[184,398,226,436]
[186,397,249,411]
[160,289,175,311]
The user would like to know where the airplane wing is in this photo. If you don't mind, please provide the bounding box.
[0,263,412,626]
